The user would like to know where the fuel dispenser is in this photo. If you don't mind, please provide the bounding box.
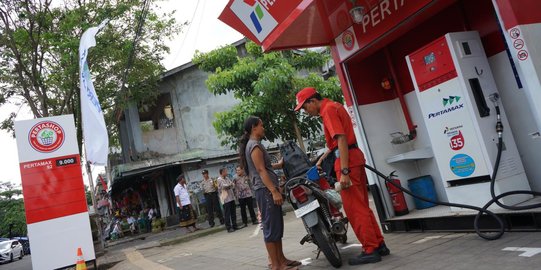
[406,31,532,209]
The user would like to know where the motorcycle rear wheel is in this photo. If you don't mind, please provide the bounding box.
[311,218,342,268]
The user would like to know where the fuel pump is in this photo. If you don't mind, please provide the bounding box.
[405,31,532,209]
[363,31,541,241]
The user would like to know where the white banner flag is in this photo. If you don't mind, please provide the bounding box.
[79,19,109,165]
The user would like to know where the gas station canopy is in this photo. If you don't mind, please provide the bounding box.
[219,0,456,58]
[219,0,354,51]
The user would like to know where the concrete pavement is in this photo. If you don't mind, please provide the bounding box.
[100,212,541,270]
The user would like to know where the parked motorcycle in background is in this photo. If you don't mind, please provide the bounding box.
[280,142,348,268]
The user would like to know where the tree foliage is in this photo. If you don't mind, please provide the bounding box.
[85,185,92,206]
[0,0,183,147]
[192,41,343,148]
[0,182,26,237]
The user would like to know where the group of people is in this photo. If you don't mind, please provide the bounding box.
[109,206,157,240]
[174,86,390,269]
[173,167,259,233]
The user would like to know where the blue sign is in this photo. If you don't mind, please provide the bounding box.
[450,154,475,177]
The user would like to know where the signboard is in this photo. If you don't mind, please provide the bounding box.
[15,115,95,270]
[230,0,279,42]
[335,26,360,61]
[333,0,433,62]
[220,0,305,44]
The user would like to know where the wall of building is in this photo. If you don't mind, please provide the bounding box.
[161,65,240,153]
[142,127,181,155]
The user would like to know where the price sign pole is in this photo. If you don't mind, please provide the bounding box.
[15,115,95,270]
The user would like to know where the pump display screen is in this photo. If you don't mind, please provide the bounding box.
[424,52,435,65]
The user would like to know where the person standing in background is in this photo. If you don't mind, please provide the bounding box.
[234,165,258,228]
[174,174,200,233]
[218,167,239,233]
[200,169,224,227]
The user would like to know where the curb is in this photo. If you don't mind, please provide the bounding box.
[159,205,293,247]
[104,235,149,248]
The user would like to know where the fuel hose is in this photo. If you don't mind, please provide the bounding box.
[364,104,541,240]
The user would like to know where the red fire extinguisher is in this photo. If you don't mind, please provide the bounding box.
[385,172,409,216]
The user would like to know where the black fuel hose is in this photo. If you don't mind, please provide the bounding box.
[364,164,504,240]
[488,106,541,212]
[364,105,541,240]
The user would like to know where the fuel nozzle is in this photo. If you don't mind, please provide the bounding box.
[489,93,503,137]
[489,93,501,118]
[489,93,500,104]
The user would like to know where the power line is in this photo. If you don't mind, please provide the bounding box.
[115,0,151,121]
[189,0,206,59]
[119,0,150,99]
[167,0,202,68]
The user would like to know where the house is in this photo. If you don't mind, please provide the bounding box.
[109,40,250,225]
[109,39,333,225]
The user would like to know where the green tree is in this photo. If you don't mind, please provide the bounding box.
[85,185,92,206]
[0,182,26,237]
[192,41,343,149]
[0,0,184,147]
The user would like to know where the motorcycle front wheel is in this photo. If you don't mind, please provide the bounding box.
[311,217,342,268]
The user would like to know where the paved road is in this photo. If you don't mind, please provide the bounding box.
[6,208,541,269]
[0,255,31,270]
[106,212,541,270]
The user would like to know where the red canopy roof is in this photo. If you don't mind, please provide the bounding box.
[219,0,356,51]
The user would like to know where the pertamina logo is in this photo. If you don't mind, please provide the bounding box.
[231,0,278,42]
[28,121,65,153]
[245,0,265,33]
[342,30,355,51]
[428,96,464,119]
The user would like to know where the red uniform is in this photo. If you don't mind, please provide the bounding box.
[320,98,384,254]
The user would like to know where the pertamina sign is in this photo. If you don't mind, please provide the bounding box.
[231,0,279,42]
[335,26,360,60]
[15,115,95,270]
[334,0,433,62]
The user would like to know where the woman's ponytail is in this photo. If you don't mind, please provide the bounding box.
[238,116,261,175]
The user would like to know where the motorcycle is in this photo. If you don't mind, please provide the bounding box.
[284,166,349,268]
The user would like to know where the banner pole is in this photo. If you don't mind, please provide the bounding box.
[84,147,106,250]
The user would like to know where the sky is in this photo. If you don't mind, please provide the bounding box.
[0,0,242,188]
[159,0,243,70]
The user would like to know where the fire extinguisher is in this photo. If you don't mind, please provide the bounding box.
[385,171,409,216]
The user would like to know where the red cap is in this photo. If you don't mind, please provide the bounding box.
[294,87,317,111]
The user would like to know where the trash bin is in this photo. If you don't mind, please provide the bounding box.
[407,175,438,209]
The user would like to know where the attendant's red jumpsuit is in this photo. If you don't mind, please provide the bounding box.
[320,98,384,254]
